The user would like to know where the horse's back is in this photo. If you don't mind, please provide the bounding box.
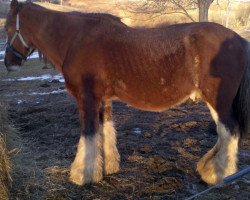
[99,22,247,110]
[62,18,248,111]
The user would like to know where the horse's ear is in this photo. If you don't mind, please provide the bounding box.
[10,0,19,13]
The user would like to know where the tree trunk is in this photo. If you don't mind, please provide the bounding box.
[198,0,214,22]
[225,0,231,27]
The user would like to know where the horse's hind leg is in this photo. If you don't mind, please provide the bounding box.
[69,79,103,185]
[197,103,239,184]
[100,100,120,175]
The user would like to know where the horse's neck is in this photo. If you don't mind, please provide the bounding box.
[21,7,70,71]
[20,6,124,71]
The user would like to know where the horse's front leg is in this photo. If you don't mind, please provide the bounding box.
[70,86,103,185]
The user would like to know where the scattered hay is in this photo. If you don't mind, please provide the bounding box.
[0,102,18,200]
[0,135,11,200]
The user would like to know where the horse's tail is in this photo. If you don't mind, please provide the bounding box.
[233,40,250,137]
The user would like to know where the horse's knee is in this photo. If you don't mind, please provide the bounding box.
[197,121,239,185]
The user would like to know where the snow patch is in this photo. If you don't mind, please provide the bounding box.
[6,89,66,97]
[133,127,142,135]
[3,74,65,83]
[28,51,39,59]
[30,89,66,96]
[17,100,23,104]
[0,50,4,57]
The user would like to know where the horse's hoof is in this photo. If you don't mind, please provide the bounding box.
[197,157,218,185]
[104,159,120,175]
[197,155,237,185]
[70,167,103,185]
[70,170,86,185]
[104,164,120,175]
[104,149,120,175]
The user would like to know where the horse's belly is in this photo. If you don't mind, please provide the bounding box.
[113,85,193,112]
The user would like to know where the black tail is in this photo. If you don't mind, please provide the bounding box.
[233,41,250,137]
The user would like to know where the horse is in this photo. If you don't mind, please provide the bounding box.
[38,50,55,69]
[4,0,250,186]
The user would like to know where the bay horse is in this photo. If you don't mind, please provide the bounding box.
[38,50,54,69]
[4,0,250,186]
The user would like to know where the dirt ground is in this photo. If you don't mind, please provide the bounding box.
[0,58,249,200]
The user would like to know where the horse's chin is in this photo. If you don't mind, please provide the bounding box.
[7,65,21,72]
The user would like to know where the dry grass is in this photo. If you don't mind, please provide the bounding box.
[209,1,250,29]
[35,2,79,12]
[35,1,250,31]
[0,19,5,27]
[0,1,248,30]
[0,135,11,200]
[0,102,18,200]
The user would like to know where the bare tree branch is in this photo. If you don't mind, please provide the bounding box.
[117,0,214,23]
[170,0,196,22]
[118,0,196,22]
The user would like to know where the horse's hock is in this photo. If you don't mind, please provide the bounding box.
[0,102,15,200]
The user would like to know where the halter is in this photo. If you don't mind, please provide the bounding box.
[6,13,34,61]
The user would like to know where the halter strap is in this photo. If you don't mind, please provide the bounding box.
[7,13,34,61]
[10,13,30,48]
[16,13,19,30]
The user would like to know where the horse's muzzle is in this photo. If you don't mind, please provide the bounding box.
[4,55,22,71]
[6,65,21,71]
[4,59,21,71]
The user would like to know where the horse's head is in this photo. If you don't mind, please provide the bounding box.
[4,0,33,71]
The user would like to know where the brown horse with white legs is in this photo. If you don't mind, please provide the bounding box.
[4,0,250,185]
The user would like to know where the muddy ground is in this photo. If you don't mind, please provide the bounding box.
[0,60,249,200]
